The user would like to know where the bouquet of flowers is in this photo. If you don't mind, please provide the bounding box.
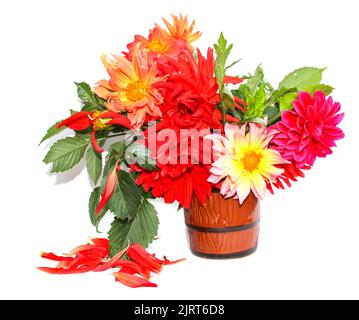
[39,14,344,287]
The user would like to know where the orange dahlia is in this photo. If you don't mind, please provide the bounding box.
[126,14,201,61]
[158,14,201,50]
[94,45,165,129]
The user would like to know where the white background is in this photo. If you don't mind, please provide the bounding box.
[0,0,358,300]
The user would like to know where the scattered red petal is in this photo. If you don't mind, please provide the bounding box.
[112,260,151,280]
[66,244,101,256]
[39,240,184,288]
[162,257,186,265]
[41,252,74,262]
[94,246,128,272]
[37,264,99,275]
[127,244,164,273]
[91,238,110,251]
[113,272,157,288]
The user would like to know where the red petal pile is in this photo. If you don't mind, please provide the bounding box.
[38,239,184,288]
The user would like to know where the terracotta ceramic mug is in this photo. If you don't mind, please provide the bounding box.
[184,191,260,259]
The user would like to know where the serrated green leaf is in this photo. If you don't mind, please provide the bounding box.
[86,145,103,185]
[214,33,232,84]
[254,84,266,110]
[43,136,90,173]
[279,67,325,90]
[39,121,65,145]
[102,141,126,177]
[75,82,98,105]
[279,92,298,111]
[81,103,97,112]
[108,198,159,257]
[88,187,107,229]
[89,187,100,226]
[269,87,296,102]
[245,84,267,119]
[303,84,334,96]
[109,140,126,155]
[107,171,142,220]
[247,65,265,92]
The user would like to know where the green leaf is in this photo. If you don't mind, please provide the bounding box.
[107,171,142,220]
[88,187,107,229]
[303,84,334,96]
[108,198,159,257]
[279,67,326,90]
[109,140,127,155]
[253,84,266,111]
[264,106,279,119]
[81,103,98,112]
[244,84,267,119]
[214,32,233,87]
[222,87,236,111]
[43,136,90,173]
[75,82,98,105]
[279,92,298,111]
[269,87,296,103]
[247,65,265,92]
[39,121,65,145]
[101,141,127,178]
[86,145,103,185]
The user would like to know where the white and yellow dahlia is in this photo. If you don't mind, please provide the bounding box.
[207,123,287,204]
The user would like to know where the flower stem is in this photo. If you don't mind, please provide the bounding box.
[97,132,127,142]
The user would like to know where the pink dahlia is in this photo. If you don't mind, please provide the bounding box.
[271,91,344,168]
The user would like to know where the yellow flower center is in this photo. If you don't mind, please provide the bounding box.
[126,82,148,102]
[147,39,169,54]
[241,151,262,172]
[92,111,111,130]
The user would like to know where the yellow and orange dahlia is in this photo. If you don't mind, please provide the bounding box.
[94,45,165,129]
[208,123,287,204]
[126,14,201,60]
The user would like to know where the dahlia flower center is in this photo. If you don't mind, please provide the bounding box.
[240,151,262,172]
[148,39,169,54]
[126,82,148,102]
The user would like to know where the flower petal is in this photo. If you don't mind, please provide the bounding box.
[94,246,128,272]
[56,111,92,131]
[96,168,118,214]
[113,272,157,288]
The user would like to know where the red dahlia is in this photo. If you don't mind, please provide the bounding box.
[157,48,223,130]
